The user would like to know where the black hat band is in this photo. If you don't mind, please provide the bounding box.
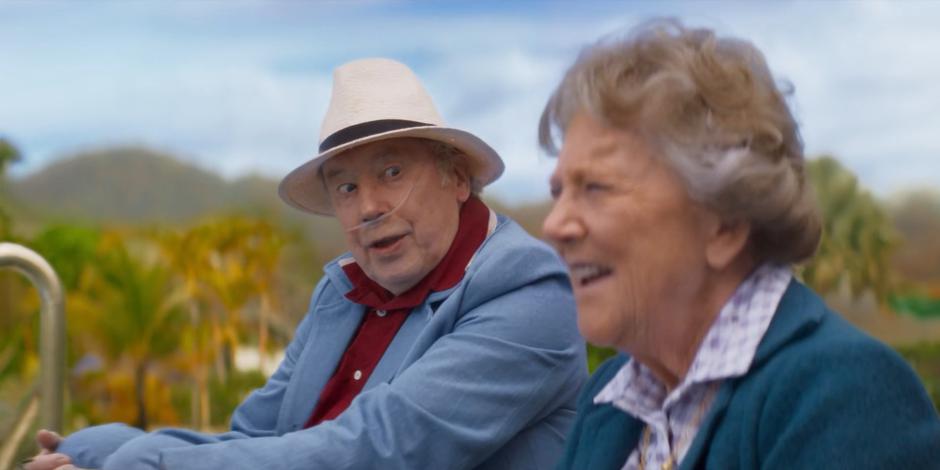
[319,119,434,153]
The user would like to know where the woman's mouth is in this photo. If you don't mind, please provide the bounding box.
[569,263,613,287]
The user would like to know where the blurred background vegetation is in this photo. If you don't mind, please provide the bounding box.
[1,135,940,461]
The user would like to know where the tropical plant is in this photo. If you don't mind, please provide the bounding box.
[799,156,899,305]
[155,222,216,429]
[156,215,286,429]
[69,230,186,429]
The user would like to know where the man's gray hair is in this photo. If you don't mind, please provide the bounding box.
[424,140,484,195]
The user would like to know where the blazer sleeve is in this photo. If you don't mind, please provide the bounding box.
[158,270,586,470]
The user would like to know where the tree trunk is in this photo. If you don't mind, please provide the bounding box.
[188,301,202,429]
[199,370,211,430]
[259,293,270,360]
[133,362,148,430]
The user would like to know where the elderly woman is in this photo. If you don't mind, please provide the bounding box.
[541,19,940,470]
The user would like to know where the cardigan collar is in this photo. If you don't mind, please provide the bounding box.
[581,280,827,470]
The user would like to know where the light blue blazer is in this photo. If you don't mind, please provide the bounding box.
[103,215,585,469]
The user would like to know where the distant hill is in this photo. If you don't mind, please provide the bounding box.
[7,147,349,255]
[6,146,552,253]
[11,147,272,223]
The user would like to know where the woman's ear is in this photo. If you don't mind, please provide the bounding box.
[705,217,752,271]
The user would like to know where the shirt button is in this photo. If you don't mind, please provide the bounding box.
[376,310,387,317]
[353,370,363,381]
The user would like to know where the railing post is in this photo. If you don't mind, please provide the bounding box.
[0,242,65,432]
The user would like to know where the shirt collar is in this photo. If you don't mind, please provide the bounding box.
[594,263,792,412]
[341,196,491,311]
[683,263,793,384]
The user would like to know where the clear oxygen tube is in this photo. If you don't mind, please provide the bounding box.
[344,182,417,233]
[339,161,430,234]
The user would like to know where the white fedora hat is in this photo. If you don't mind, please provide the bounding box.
[278,58,505,215]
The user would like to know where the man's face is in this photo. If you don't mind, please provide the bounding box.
[323,138,470,294]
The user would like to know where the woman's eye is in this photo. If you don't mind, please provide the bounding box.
[384,166,402,178]
[337,183,357,195]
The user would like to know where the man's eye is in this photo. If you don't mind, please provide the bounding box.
[585,182,609,193]
[549,184,562,200]
[337,183,357,194]
[384,166,402,178]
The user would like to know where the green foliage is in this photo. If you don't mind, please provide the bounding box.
[0,136,22,237]
[891,294,940,319]
[587,345,617,373]
[895,342,940,411]
[89,234,185,361]
[0,282,36,382]
[0,211,10,239]
[0,137,20,177]
[28,225,101,290]
[208,369,267,428]
[800,156,898,304]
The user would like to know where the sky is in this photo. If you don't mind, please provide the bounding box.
[1,1,938,204]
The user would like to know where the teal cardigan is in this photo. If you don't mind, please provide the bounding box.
[558,280,940,469]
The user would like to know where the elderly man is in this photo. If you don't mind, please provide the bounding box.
[26,58,586,470]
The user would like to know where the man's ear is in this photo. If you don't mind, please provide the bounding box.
[705,216,752,271]
[453,164,471,203]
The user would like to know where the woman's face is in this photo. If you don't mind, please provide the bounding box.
[543,112,713,353]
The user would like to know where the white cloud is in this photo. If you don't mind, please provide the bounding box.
[1,1,938,202]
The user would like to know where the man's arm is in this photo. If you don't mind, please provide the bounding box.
[159,272,585,470]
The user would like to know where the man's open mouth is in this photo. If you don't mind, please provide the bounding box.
[369,234,406,250]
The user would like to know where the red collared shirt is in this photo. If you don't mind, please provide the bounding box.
[304,196,490,428]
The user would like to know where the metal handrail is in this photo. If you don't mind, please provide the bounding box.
[0,242,65,432]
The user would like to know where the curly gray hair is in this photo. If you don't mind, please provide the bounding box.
[539,18,821,264]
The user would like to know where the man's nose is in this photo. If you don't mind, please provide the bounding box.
[358,183,390,223]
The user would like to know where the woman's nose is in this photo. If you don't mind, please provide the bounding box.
[542,196,585,247]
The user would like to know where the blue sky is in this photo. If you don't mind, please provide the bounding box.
[1,1,938,204]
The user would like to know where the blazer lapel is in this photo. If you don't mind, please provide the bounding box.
[364,304,431,388]
[278,299,366,432]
